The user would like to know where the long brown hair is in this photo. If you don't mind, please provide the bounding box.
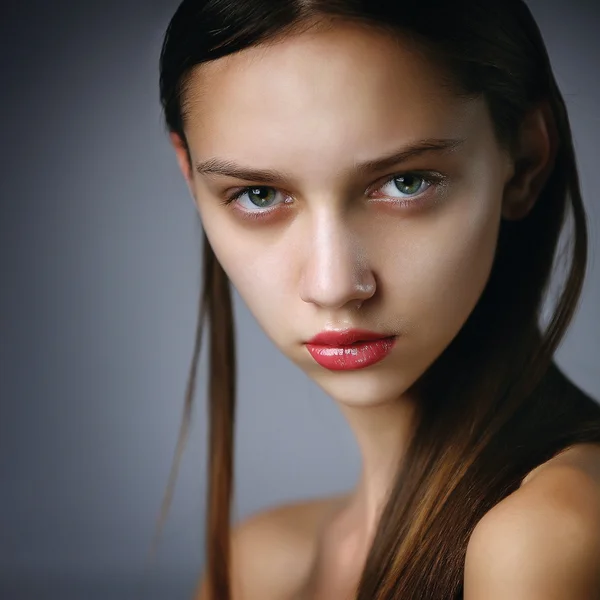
[153,1,600,598]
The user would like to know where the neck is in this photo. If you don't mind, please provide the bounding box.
[338,394,417,545]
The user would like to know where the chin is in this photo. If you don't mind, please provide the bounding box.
[312,369,419,408]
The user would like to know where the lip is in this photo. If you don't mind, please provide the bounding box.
[306,328,392,346]
[305,333,398,371]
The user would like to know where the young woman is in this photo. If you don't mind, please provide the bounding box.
[154,0,600,598]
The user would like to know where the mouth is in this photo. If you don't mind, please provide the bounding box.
[304,334,398,371]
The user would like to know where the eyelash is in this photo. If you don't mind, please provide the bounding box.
[219,171,447,221]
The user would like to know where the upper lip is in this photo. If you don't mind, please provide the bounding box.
[306,328,394,346]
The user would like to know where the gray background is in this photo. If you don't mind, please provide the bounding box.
[1,1,599,598]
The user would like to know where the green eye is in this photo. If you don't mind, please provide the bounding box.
[393,174,425,195]
[221,170,446,222]
[246,187,277,207]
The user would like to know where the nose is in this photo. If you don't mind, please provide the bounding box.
[299,214,376,310]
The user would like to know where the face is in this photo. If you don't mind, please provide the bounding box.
[172,21,514,407]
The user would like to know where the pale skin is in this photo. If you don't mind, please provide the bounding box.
[169,20,600,600]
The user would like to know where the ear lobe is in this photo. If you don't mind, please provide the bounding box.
[170,131,193,184]
[502,101,558,221]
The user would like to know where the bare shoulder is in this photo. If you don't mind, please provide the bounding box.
[229,495,341,598]
[464,443,600,599]
[196,493,347,600]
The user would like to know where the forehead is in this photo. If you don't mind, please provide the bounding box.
[182,21,488,170]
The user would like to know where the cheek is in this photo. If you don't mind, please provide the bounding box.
[390,195,502,343]
[200,210,293,338]
[229,263,296,351]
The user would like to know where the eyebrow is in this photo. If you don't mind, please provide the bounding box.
[195,137,466,183]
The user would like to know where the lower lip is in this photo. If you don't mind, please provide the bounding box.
[305,336,398,371]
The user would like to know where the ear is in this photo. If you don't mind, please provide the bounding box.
[502,101,558,221]
[169,131,194,186]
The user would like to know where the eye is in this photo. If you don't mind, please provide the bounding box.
[220,171,447,220]
[379,173,430,198]
[224,185,291,218]
[370,171,448,206]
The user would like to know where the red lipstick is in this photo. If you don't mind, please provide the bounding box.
[305,328,397,371]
